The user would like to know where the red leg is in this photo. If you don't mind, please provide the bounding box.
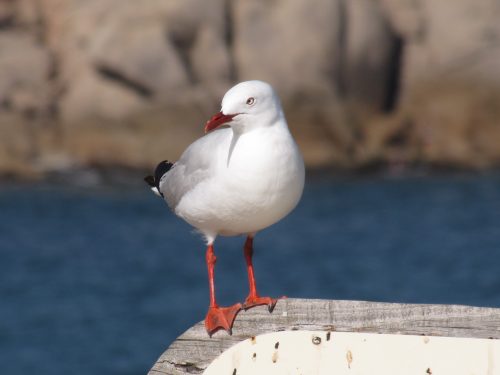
[242,236,278,311]
[204,244,242,335]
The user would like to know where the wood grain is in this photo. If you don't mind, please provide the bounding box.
[148,298,500,375]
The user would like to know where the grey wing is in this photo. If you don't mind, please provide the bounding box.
[159,128,231,209]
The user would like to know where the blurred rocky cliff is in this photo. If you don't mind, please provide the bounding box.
[1,0,500,179]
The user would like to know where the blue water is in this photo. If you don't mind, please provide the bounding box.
[1,173,500,374]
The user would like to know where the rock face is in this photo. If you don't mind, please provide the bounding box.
[0,0,500,178]
[48,0,232,122]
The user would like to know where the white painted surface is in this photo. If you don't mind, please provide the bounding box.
[203,331,499,375]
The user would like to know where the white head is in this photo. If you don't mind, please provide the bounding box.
[204,80,284,134]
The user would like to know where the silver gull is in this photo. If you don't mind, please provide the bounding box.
[145,80,305,335]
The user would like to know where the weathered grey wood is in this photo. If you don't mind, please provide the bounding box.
[148,298,500,375]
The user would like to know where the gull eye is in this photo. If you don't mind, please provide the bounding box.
[246,97,255,106]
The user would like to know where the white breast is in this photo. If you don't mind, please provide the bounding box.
[174,125,305,237]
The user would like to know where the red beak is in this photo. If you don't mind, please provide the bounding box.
[204,112,236,133]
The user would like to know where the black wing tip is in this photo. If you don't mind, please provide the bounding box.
[144,175,155,187]
[144,160,174,197]
[154,160,174,182]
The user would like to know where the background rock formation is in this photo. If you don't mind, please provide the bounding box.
[1,0,500,179]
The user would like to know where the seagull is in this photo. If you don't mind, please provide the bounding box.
[145,80,305,335]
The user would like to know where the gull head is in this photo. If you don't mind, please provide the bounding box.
[204,80,283,134]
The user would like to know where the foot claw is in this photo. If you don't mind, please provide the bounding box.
[205,303,242,335]
[243,295,279,312]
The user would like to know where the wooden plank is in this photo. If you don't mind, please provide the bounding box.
[148,298,500,375]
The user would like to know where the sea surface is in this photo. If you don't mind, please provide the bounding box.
[1,172,500,375]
